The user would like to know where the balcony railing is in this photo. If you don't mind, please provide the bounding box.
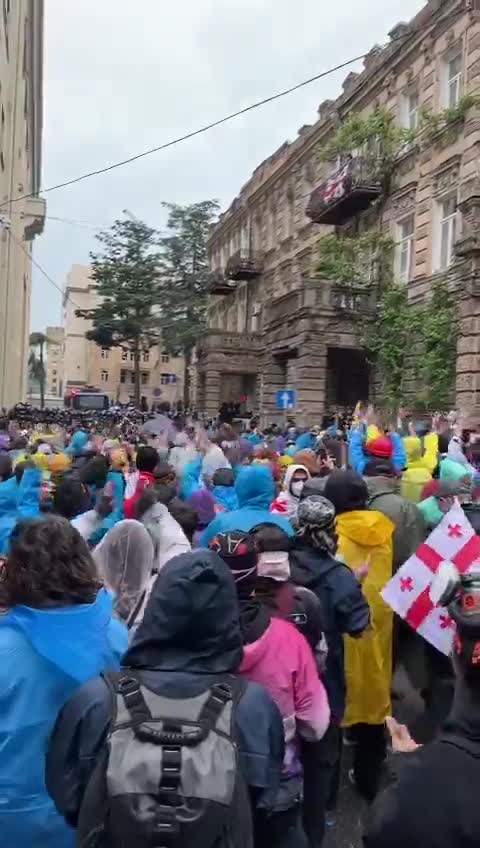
[197,330,263,359]
[306,156,383,225]
[225,249,263,281]
[208,270,237,296]
[330,286,375,314]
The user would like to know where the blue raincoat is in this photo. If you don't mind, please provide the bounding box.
[88,469,125,546]
[211,484,239,513]
[65,430,89,457]
[0,467,41,554]
[295,431,317,452]
[0,588,127,848]
[201,464,293,546]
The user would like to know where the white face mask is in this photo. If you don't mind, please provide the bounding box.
[291,480,305,498]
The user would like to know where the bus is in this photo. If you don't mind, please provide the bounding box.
[65,390,110,411]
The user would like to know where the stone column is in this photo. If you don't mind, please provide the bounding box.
[204,368,221,419]
[295,341,328,427]
[260,353,287,426]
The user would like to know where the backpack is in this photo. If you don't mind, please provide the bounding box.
[77,671,251,848]
[289,585,328,675]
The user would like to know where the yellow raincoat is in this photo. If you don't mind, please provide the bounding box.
[336,509,394,727]
[401,434,438,503]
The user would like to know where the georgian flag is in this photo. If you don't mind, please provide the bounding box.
[382,503,480,655]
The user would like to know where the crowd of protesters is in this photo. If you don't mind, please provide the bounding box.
[0,402,479,847]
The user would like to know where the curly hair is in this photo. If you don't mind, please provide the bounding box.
[0,516,102,608]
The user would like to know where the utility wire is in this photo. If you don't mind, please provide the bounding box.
[9,230,82,310]
[0,23,431,210]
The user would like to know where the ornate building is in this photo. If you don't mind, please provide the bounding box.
[195,0,480,424]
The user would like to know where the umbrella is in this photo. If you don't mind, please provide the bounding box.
[142,414,176,440]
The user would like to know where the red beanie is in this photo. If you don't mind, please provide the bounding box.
[366,435,393,459]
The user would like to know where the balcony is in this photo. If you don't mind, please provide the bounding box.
[208,270,237,296]
[225,249,263,281]
[306,157,383,225]
[330,285,375,314]
[199,330,263,354]
[23,195,46,240]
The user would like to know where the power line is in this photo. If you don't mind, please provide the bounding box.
[9,230,82,310]
[0,24,428,210]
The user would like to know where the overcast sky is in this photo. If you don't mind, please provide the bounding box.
[31,0,426,330]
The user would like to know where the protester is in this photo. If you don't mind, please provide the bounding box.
[47,550,285,848]
[418,478,460,530]
[93,519,155,635]
[291,495,370,844]
[324,470,394,801]
[134,488,191,570]
[210,530,330,848]
[202,465,294,545]
[401,434,435,503]
[364,453,424,572]
[211,466,239,512]
[187,487,216,546]
[0,515,127,848]
[123,445,159,518]
[271,464,311,519]
[365,567,480,848]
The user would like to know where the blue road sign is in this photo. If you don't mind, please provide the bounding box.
[276,389,296,410]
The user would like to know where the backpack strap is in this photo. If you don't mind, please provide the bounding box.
[198,680,235,731]
[441,733,480,759]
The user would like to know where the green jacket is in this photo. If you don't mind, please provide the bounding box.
[366,477,425,572]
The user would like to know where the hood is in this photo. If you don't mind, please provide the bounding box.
[187,488,216,526]
[284,464,310,491]
[0,475,18,517]
[212,485,239,512]
[4,588,121,682]
[93,520,154,626]
[336,509,394,547]
[290,544,337,588]
[403,435,423,461]
[440,457,472,482]
[124,550,243,674]
[235,465,274,509]
[139,501,190,565]
[66,430,89,457]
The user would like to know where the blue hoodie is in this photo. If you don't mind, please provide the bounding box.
[65,430,89,457]
[295,431,318,452]
[0,588,127,848]
[211,484,239,513]
[0,467,41,554]
[201,465,293,546]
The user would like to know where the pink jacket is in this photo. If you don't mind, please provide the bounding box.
[240,616,330,776]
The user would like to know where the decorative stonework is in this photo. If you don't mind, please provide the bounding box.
[432,160,461,197]
[390,184,418,215]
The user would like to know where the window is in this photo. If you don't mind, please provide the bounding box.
[130,351,135,362]
[120,370,127,384]
[436,196,458,270]
[395,216,415,283]
[141,371,149,386]
[402,91,419,131]
[142,350,149,363]
[101,347,109,359]
[100,370,109,383]
[52,369,57,376]
[160,373,177,385]
[121,349,128,361]
[445,53,463,108]
[161,353,170,363]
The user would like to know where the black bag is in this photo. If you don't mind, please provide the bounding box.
[77,672,251,848]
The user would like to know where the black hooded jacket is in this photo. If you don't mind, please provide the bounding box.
[290,541,370,720]
[46,551,284,839]
[365,682,480,848]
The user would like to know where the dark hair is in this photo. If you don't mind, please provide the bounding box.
[78,455,108,487]
[154,482,177,505]
[53,476,91,519]
[251,522,292,552]
[15,459,35,484]
[212,467,235,487]
[153,462,176,482]
[0,515,102,607]
[168,499,198,543]
[136,446,159,474]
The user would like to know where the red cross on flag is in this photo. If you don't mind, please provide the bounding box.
[382,503,480,655]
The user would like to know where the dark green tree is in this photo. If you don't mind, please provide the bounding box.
[158,200,220,404]
[76,218,162,405]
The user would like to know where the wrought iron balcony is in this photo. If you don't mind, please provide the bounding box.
[306,157,383,225]
[208,270,237,295]
[225,249,263,281]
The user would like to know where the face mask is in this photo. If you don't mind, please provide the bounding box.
[291,480,305,498]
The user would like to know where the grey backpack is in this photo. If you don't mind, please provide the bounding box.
[78,671,251,848]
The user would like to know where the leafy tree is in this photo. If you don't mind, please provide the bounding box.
[414,279,458,409]
[76,218,162,405]
[158,200,220,404]
[29,332,48,408]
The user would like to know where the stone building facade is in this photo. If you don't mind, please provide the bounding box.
[63,265,184,408]
[195,0,480,425]
[0,0,46,407]
[46,326,64,398]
